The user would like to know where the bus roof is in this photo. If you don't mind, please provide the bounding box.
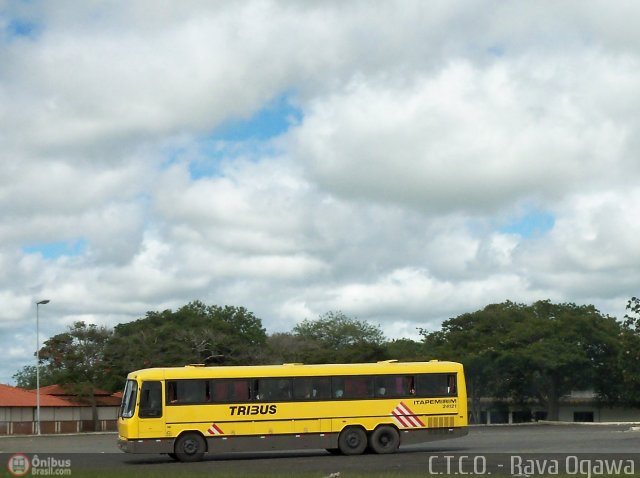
[126,360,464,381]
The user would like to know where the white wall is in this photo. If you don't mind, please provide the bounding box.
[0,406,119,423]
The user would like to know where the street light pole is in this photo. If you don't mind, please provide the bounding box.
[35,299,50,435]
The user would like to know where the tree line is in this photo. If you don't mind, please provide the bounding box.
[14,297,640,422]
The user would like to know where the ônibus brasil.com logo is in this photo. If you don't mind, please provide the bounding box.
[7,454,30,476]
[7,453,72,476]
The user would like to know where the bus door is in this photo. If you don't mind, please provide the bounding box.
[138,381,165,438]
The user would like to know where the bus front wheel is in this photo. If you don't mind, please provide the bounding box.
[368,425,400,454]
[338,426,367,455]
[174,432,206,462]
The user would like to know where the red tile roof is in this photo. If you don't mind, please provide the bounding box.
[38,384,114,397]
[0,384,123,408]
[0,384,75,407]
[36,384,123,406]
[95,395,122,406]
[37,384,73,396]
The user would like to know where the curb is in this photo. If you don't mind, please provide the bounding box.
[469,421,640,427]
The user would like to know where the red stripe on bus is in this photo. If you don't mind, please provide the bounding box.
[394,402,424,427]
[398,402,425,427]
[391,410,411,427]
[207,423,224,435]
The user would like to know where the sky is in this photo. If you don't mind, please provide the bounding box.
[1,1,640,385]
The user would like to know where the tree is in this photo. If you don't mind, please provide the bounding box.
[384,338,425,361]
[617,297,640,405]
[420,302,523,422]
[420,300,621,421]
[38,321,113,430]
[12,365,39,389]
[292,311,386,363]
[508,301,620,419]
[103,301,268,387]
[265,332,316,364]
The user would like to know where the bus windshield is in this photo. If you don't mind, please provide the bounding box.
[120,380,138,418]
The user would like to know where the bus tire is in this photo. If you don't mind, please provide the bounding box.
[174,432,206,462]
[338,426,367,455]
[369,425,400,454]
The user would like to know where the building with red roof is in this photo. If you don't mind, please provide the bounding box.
[0,384,74,408]
[0,383,122,435]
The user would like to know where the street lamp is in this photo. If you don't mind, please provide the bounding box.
[35,299,50,435]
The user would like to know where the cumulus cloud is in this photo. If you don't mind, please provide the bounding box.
[1,1,639,383]
[291,54,636,214]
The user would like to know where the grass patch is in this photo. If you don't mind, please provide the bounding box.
[2,473,640,478]
[0,471,468,478]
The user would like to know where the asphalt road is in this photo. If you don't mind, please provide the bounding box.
[1,424,639,475]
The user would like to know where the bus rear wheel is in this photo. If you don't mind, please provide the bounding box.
[368,425,400,454]
[174,432,206,462]
[338,426,367,455]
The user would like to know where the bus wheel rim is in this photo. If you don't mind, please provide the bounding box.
[347,432,361,447]
[184,439,198,454]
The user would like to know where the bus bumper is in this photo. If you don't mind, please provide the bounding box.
[118,436,175,454]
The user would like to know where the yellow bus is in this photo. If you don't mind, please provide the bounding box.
[118,360,467,462]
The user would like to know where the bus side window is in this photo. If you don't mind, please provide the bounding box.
[139,381,162,418]
[406,376,416,395]
[415,374,457,397]
[447,374,457,395]
[332,377,345,398]
[374,375,414,398]
[294,377,331,400]
[233,379,249,401]
[293,378,314,400]
[211,380,248,403]
[312,377,331,400]
[343,376,373,399]
[166,381,177,404]
[212,380,229,402]
[375,376,392,397]
[166,380,209,404]
[254,378,291,401]
[251,379,261,400]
